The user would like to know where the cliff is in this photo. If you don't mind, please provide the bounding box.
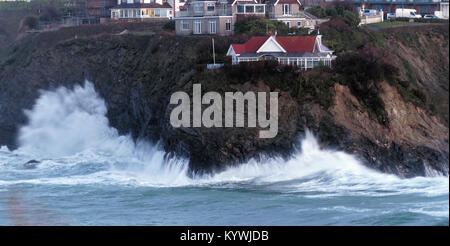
[0,21,448,178]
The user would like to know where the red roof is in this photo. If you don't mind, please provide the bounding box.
[231,36,269,54]
[231,36,317,55]
[275,36,317,53]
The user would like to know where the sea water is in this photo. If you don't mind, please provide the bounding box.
[0,82,447,225]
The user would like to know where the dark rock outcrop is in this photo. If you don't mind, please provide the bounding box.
[23,160,40,169]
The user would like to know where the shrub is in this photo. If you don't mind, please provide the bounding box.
[39,5,62,22]
[24,15,39,29]
[333,47,399,125]
[306,6,327,18]
[234,17,305,36]
[341,10,360,27]
[163,20,175,31]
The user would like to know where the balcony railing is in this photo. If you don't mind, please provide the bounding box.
[267,13,308,19]
[176,8,233,17]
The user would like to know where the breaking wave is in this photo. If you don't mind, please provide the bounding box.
[0,81,447,199]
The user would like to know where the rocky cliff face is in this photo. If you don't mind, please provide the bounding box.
[0,22,448,178]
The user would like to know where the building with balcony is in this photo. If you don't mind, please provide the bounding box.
[175,0,254,35]
[111,0,174,20]
[87,0,118,18]
[265,0,328,29]
[174,0,327,35]
[227,34,336,68]
[233,0,267,21]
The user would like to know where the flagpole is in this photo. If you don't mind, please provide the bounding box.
[212,38,216,65]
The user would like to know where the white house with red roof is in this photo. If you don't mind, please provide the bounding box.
[226,34,336,69]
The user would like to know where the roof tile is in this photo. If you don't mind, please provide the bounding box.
[231,35,317,55]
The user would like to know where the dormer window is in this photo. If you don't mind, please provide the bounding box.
[193,2,203,13]
[237,4,265,14]
[245,5,254,13]
[207,3,215,12]
[255,5,264,13]
[283,4,291,16]
[237,5,244,13]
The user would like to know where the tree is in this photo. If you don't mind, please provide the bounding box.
[24,15,39,29]
[39,5,62,22]
[234,17,306,36]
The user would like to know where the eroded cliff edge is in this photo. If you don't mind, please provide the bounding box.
[0,22,448,177]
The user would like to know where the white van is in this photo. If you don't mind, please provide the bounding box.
[361,9,378,16]
[395,8,422,19]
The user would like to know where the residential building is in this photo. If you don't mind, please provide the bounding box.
[441,0,449,19]
[226,34,336,69]
[87,0,118,18]
[174,0,327,35]
[111,0,175,20]
[233,0,268,21]
[265,0,328,29]
[175,0,238,35]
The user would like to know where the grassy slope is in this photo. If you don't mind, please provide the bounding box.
[0,10,31,62]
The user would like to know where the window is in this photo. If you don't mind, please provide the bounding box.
[194,20,202,34]
[207,3,215,12]
[181,20,189,30]
[209,20,216,34]
[300,59,306,69]
[313,58,319,67]
[194,3,203,13]
[239,57,258,62]
[279,58,288,65]
[225,19,231,31]
[221,3,228,15]
[155,9,160,17]
[255,5,264,13]
[297,21,302,27]
[237,5,244,13]
[289,59,297,66]
[307,58,313,68]
[120,10,124,18]
[245,5,254,13]
[284,21,290,28]
[283,4,291,15]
